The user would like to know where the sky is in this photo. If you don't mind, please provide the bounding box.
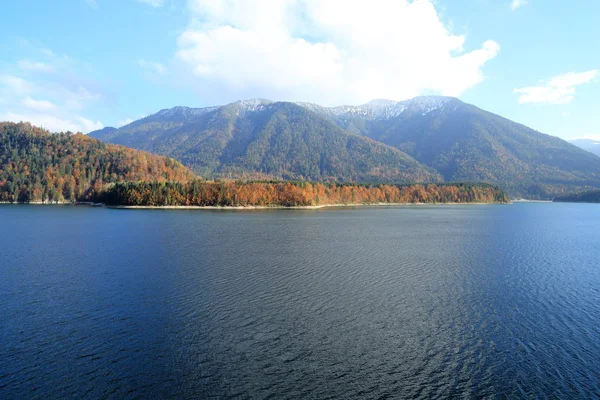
[0,0,598,141]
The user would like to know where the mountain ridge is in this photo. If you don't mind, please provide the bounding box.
[570,139,600,157]
[92,101,442,184]
[91,96,600,198]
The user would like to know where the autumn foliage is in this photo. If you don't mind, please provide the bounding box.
[96,180,509,207]
[1,122,508,206]
[0,122,194,203]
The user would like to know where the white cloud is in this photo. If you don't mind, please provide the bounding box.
[511,0,528,11]
[40,48,56,57]
[138,59,167,75]
[174,0,500,105]
[21,97,57,112]
[514,70,598,105]
[0,75,34,95]
[0,54,106,133]
[137,0,164,7]
[0,111,102,133]
[18,60,55,73]
[18,38,58,57]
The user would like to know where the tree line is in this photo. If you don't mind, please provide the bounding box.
[553,190,600,203]
[0,122,508,206]
[94,180,509,207]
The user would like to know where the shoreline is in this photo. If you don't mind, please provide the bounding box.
[0,201,510,208]
[512,199,553,203]
[0,201,71,205]
[104,201,510,210]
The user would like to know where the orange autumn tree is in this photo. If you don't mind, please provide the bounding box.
[96,180,509,207]
[0,122,194,203]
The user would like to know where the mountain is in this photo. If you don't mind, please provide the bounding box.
[91,100,441,183]
[305,96,600,198]
[91,97,600,198]
[89,126,118,139]
[569,139,600,157]
[0,122,194,203]
[554,189,600,203]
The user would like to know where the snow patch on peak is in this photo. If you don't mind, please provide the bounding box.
[297,96,455,121]
[151,96,457,123]
[232,99,274,112]
[304,99,408,120]
[361,96,455,119]
[156,106,189,117]
[295,101,324,111]
[362,100,408,119]
[407,96,453,114]
[155,105,218,119]
[364,99,398,108]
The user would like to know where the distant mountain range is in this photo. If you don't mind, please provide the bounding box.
[90,97,600,198]
[570,139,600,157]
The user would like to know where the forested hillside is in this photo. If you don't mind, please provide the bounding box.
[91,101,441,183]
[553,190,600,203]
[92,97,600,198]
[0,122,508,207]
[96,181,508,207]
[312,96,600,198]
[0,122,194,203]
[570,139,600,157]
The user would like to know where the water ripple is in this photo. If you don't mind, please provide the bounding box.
[1,204,600,398]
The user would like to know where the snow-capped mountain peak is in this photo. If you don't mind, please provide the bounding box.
[155,105,218,119]
[297,96,455,121]
[151,96,457,123]
[231,99,274,112]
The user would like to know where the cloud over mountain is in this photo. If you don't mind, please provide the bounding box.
[0,41,105,133]
[514,70,598,105]
[175,0,500,105]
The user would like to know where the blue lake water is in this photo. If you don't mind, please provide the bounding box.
[1,203,599,399]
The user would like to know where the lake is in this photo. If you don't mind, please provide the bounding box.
[1,203,599,398]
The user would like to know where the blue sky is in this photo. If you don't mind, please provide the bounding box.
[0,0,598,141]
